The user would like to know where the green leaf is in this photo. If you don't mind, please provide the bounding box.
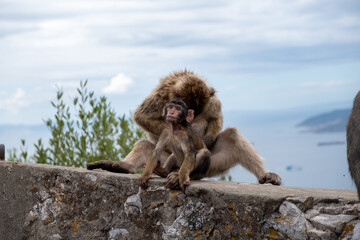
[10,80,146,168]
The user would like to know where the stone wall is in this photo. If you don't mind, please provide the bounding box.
[0,161,359,240]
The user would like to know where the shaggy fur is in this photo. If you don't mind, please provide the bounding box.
[87,70,281,186]
[133,70,217,143]
[347,91,360,199]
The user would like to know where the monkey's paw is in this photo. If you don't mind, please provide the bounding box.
[259,172,282,185]
[180,179,190,192]
[165,172,180,189]
[165,172,190,191]
[139,176,152,189]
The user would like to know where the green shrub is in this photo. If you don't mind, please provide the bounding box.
[8,80,146,167]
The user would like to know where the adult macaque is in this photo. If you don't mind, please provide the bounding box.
[347,90,360,199]
[87,70,281,186]
[139,99,210,191]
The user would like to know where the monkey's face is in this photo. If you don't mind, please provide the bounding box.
[165,103,186,123]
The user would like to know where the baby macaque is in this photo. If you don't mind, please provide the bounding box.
[138,98,210,191]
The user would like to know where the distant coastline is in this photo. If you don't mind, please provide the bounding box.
[297,109,350,133]
[317,141,345,147]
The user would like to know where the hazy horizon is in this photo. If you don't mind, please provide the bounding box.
[0,108,353,191]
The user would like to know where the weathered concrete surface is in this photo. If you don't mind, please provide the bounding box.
[0,161,359,240]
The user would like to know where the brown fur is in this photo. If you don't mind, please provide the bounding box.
[87,70,281,186]
[133,70,216,143]
[139,101,210,191]
[347,90,360,199]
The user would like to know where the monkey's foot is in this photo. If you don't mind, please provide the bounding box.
[139,176,152,189]
[180,179,190,192]
[165,172,180,189]
[259,172,282,185]
[165,172,190,191]
[87,160,135,174]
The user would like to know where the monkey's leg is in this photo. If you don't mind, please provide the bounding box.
[139,146,171,188]
[87,160,136,173]
[190,149,211,180]
[166,149,211,188]
[207,128,282,185]
[153,153,177,177]
[87,139,169,173]
[177,154,195,191]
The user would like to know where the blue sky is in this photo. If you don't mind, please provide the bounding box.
[0,0,359,125]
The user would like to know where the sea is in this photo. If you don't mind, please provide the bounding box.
[0,110,355,191]
[223,110,354,191]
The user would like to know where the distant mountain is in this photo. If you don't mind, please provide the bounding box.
[297,109,351,133]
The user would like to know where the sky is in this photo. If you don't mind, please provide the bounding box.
[0,0,359,125]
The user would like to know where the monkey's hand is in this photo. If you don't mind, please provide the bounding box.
[165,172,180,189]
[139,175,152,189]
[166,172,190,191]
[259,172,282,185]
[179,175,191,192]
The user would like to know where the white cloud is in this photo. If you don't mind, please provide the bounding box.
[299,80,351,88]
[0,0,359,124]
[0,88,28,113]
[0,86,54,120]
[102,73,134,94]
[3,0,359,51]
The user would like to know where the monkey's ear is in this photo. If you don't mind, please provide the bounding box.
[186,109,194,123]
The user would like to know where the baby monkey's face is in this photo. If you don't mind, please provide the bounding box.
[166,103,184,123]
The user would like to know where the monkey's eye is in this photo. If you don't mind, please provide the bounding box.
[176,106,181,111]
[168,105,173,109]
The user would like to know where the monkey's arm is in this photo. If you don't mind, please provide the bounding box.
[202,97,223,149]
[133,93,168,138]
[138,130,169,188]
[139,150,158,189]
[166,148,211,189]
[178,152,195,191]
